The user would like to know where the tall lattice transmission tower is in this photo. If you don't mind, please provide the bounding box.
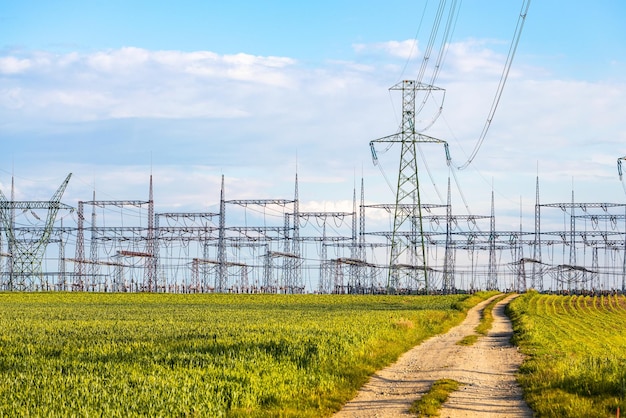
[0,173,73,290]
[371,81,447,292]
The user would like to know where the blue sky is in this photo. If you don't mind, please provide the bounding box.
[1,0,625,231]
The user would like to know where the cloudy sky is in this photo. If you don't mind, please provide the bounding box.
[1,0,625,231]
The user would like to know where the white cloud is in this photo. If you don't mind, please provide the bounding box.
[0,48,307,122]
[443,39,510,78]
[87,47,151,72]
[1,40,625,233]
[353,39,419,60]
[301,199,354,213]
[0,87,25,109]
[0,56,31,74]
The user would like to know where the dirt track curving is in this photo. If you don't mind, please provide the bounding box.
[333,294,533,417]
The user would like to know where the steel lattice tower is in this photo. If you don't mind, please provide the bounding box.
[145,175,156,291]
[371,80,446,293]
[532,175,543,290]
[487,189,498,290]
[290,174,301,292]
[442,178,454,293]
[0,173,73,290]
[216,175,227,292]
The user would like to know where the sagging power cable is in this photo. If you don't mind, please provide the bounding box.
[457,0,531,170]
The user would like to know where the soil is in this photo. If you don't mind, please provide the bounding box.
[333,294,533,417]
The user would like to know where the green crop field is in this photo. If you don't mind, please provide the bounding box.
[508,291,626,418]
[0,292,491,417]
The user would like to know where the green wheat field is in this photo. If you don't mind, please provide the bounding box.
[0,292,487,417]
[2,291,626,417]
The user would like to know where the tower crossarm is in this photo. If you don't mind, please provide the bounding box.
[191,257,248,267]
[156,226,219,241]
[299,236,352,243]
[390,81,445,92]
[225,199,295,206]
[156,212,220,219]
[364,203,448,213]
[330,257,377,268]
[49,173,72,203]
[370,132,447,145]
[82,200,149,207]
[296,211,354,218]
[0,201,74,211]
[63,257,124,267]
[540,202,626,210]
[43,173,72,244]
[571,214,626,220]
[218,226,291,242]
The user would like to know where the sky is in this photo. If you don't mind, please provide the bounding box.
[1,0,626,232]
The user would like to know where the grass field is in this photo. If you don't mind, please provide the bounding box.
[0,292,492,417]
[508,291,626,418]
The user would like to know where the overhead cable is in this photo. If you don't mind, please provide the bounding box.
[457,0,531,170]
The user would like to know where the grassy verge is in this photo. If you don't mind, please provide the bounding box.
[409,379,462,417]
[508,291,626,417]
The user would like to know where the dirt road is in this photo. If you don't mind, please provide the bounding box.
[333,294,533,417]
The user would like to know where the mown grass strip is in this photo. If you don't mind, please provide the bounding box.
[409,378,463,417]
[508,291,626,418]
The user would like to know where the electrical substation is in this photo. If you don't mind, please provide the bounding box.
[2,83,625,294]
[2,0,624,295]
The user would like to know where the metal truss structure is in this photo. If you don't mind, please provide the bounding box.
[0,174,73,290]
[370,81,449,293]
[8,3,619,294]
[0,170,625,293]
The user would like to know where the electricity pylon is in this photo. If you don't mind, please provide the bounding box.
[370,80,447,293]
[0,173,73,290]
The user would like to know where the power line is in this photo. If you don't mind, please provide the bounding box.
[457,0,532,170]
